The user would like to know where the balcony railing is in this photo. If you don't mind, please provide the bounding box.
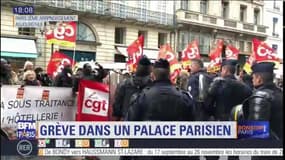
[202,15,217,24]
[17,0,173,26]
[224,19,237,28]
[257,26,266,33]
[177,10,267,35]
[243,23,254,31]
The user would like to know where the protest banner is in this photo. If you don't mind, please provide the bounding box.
[76,79,110,121]
[1,86,77,129]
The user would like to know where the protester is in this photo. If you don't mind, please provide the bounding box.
[54,63,73,87]
[1,58,14,85]
[176,69,189,91]
[18,60,34,82]
[35,67,52,86]
[22,70,41,86]
[93,62,108,83]
[238,68,253,90]
[187,59,212,121]
[73,63,95,93]
[112,56,152,121]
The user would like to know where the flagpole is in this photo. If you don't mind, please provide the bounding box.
[72,45,76,67]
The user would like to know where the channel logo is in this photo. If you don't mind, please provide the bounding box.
[17,120,36,140]
[75,139,90,148]
[238,121,269,139]
[17,140,33,156]
[114,139,129,148]
[94,139,110,148]
[55,139,70,148]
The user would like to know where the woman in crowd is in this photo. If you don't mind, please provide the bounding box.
[22,70,41,86]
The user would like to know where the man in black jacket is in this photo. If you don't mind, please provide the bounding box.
[54,64,73,87]
[208,60,252,121]
[112,56,152,121]
[187,59,212,120]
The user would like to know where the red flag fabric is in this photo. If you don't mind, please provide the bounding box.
[181,40,201,68]
[252,38,279,63]
[158,44,181,83]
[225,45,239,60]
[46,51,74,77]
[126,35,144,72]
[207,39,223,73]
[45,21,77,47]
[76,79,110,121]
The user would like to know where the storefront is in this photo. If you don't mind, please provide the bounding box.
[1,37,38,72]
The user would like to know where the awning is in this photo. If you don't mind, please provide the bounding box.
[116,46,159,60]
[1,37,38,58]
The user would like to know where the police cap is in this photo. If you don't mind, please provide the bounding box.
[221,59,238,67]
[153,58,170,70]
[251,62,275,74]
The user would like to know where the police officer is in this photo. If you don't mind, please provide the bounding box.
[112,56,152,121]
[242,62,283,141]
[187,59,212,121]
[126,59,196,160]
[208,59,252,121]
[127,58,195,121]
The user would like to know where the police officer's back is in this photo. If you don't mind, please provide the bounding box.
[112,56,152,121]
[127,59,195,121]
[208,60,252,121]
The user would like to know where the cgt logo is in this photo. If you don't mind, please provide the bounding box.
[82,88,109,117]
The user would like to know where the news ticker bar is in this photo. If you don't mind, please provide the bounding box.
[38,148,283,156]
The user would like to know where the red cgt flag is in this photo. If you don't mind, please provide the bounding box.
[225,45,239,60]
[252,38,279,64]
[127,35,144,73]
[207,39,223,73]
[181,40,200,68]
[76,79,110,121]
[46,51,74,78]
[158,44,181,83]
[45,21,77,47]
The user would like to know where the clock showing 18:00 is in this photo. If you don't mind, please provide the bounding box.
[13,6,34,15]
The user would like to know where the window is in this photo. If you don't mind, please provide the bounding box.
[240,5,247,22]
[239,41,244,52]
[246,42,252,52]
[138,30,147,47]
[199,34,211,55]
[181,0,189,10]
[179,31,188,51]
[273,0,280,10]
[273,17,278,36]
[18,28,35,36]
[254,9,260,25]
[200,0,208,14]
[115,27,126,44]
[222,1,229,19]
[158,33,167,48]
[272,44,278,52]
[76,22,96,42]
